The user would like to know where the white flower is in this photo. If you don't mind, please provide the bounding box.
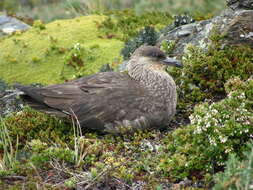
[220,136,227,143]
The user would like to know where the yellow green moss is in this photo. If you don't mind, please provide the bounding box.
[0,15,124,84]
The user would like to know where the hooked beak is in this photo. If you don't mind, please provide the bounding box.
[162,57,183,68]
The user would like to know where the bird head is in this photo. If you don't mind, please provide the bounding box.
[130,46,183,70]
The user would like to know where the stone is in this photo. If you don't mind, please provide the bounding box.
[0,90,24,117]
[157,9,253,57]
[227,0,253,10]
[0,15,31,37]
[0,80,24,117]
[0,80,44,117]
[222,10,253,47]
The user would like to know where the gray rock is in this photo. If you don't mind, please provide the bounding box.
[157,9,253,56]
[227,0,253,10]
[0,80,24,117]
[0,80,44,117]
[158,18,212,56]
[0,15,31,37]
[0,90,24,117]
[222,10,253,47]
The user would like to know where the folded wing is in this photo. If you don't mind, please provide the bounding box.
[16,72,153,131]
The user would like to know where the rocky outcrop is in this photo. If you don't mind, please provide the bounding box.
[227,0,253,10]
[157,1,253,57]
[223,10,253,47]
[0,15,30,37]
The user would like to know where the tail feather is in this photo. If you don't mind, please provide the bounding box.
[14,84,45,103]
[14,84,67,118]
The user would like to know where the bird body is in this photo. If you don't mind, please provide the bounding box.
[16,46,182,134]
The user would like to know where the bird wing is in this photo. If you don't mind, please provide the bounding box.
[69,72,152,126]
[17,72,158,131]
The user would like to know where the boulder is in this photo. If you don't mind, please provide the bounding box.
[227,0,253,10]
[157,5,253,56]
[223,10,253,47]
[0,15,31,37]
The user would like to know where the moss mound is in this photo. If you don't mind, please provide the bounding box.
[0,15,124,85]
[3,107,73,145]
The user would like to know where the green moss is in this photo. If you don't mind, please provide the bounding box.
[32,20,46,30]
[0,15,124,85]
[3,107,73,145]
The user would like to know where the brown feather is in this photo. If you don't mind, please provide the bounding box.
[16,46,180,134]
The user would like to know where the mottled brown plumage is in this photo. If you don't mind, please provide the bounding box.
[16,46,182,134]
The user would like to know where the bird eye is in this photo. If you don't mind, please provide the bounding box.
[157,53,166,60]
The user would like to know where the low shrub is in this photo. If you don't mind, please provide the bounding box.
[121,26,158,59]
[161,14,195,35]
[213,142,253,190]
[159,78,253,180]
[28,139,75,166]
[98,10,172,41]
[61,43,96,79]
[171,44,253,107]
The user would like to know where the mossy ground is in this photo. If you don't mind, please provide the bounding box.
[1,76,252,189]
[0,15,123,85]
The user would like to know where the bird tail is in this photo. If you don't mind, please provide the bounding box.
[14,84,45,103]
[14,84,66,117]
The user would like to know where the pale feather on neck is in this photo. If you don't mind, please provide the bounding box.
[127,56,177,118]
[127,56,172,85]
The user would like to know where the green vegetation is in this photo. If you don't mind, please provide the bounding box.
[0,2,253,188]
[4,107,72,145]
[0,78,252,188]
[99,10,172,41]
[0,118,19,171]
[121,26,159,59]
[0,15,123,84]
[0,0,226,23]
[160,40,176,56]
[213,142,253,190]
[97,10,173,59]
[171,43,253,108]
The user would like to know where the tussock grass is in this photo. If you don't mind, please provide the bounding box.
[0,118,19,171]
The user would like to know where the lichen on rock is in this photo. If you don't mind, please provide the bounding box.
[227,0,253,10]
[158,7,253,56]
